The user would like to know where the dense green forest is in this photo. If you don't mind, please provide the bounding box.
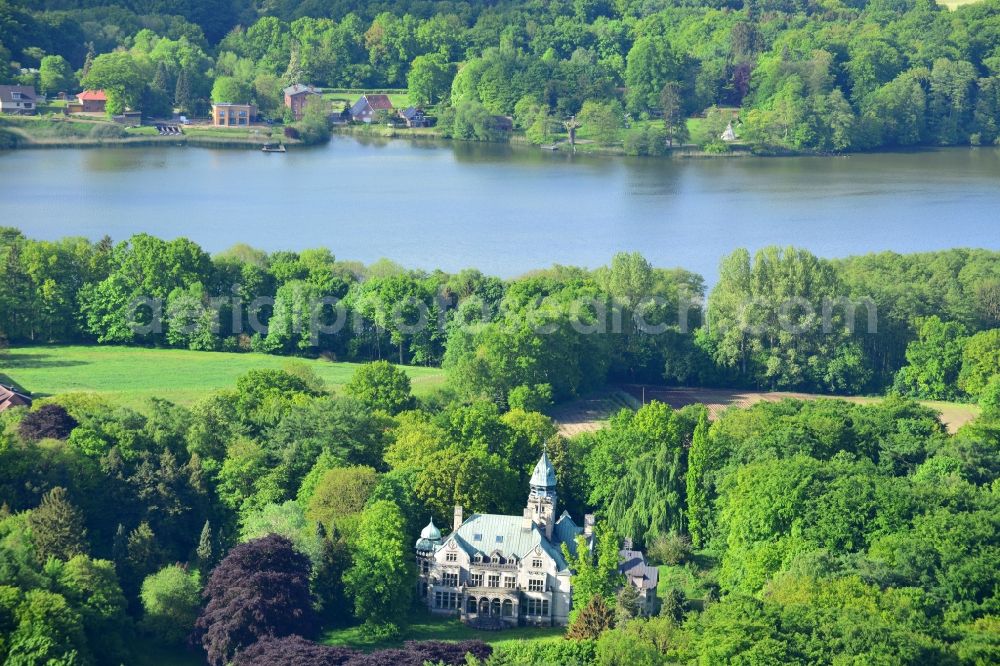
[2,228,999,663]
[1,360,998,663]
[7,0,1000,150]
[1,228,998,400]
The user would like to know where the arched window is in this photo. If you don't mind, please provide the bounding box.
[502,599,513,617]
[479,598,490,615]
[467,596,477,614]
[491,598,502,616]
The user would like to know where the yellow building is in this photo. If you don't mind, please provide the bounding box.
[211,103,257,127]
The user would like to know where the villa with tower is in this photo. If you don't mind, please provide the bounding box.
[415,452,658,627]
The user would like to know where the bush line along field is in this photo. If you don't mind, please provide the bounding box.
[0,345,445,409]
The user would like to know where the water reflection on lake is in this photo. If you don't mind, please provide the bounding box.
[2,136,998,282]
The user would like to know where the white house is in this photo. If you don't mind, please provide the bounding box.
[416,452,657,627]
[0,85,37,115]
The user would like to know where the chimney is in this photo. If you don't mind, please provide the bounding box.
[545,517,554,541]
[453,505,463,531]
[522,508,533,531]
[584,514,595,538]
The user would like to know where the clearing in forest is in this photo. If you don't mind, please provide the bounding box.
[550,385,979,435]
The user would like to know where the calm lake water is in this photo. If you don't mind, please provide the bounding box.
[2,137,999,282]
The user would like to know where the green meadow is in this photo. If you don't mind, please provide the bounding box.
[0,345,445,409]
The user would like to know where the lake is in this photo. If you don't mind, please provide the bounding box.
[3,137,999,282]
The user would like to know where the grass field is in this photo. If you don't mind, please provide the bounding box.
[0,345,445,409]
[322,88,412,110]
[321,611,564,651]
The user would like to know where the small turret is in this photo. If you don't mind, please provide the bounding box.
[415,517,442,552]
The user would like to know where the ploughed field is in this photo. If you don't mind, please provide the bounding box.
[550,385,980,436]
[0,345,445,409]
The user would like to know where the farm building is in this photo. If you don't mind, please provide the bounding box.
[350,94,394,123]
[76,90,107,113]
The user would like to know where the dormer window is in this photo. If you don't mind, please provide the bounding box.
[495,535,504,543]
[473,533,482,542]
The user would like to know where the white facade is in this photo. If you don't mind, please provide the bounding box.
[415,453,590,627]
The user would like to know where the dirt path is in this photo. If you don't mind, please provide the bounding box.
[550,385,979,436]
[548,389,637,437]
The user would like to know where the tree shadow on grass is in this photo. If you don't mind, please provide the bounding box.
[0,373,51,398]
[2,351,89,370]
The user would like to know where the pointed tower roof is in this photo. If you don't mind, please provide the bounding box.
[530,451,557,488]
[420,518,442,541]
[416,517,442,552]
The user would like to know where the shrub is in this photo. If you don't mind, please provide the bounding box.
[490,638,596,666]
[507,384,553,412]
[18,404,78,441]
[647,532,691,565]
[88,123,127,139]
[139,565,201,645]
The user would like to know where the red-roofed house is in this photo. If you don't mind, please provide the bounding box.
[0,385,31,413]
[76,90,107,113]
[349,94,394,123]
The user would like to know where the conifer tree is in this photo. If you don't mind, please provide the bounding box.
[112,523,128,564]
[615,583,642,623]
[127,522,161,577]
[566,594,615,640]
[152,61,169,92]
[196,520,214,571]
[26,487,88,562]
[174,69,193,114]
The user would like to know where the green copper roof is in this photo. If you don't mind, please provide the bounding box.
[421,518,442,540]
[553,512,584,557]
[445,513,573,571]
[529,452,557,487]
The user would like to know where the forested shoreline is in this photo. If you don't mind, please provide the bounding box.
[7,0,1000,153]
[2,228,998,403]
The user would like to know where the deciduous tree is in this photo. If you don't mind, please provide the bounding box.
[193,534,317,666]
[343,500,413,636]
